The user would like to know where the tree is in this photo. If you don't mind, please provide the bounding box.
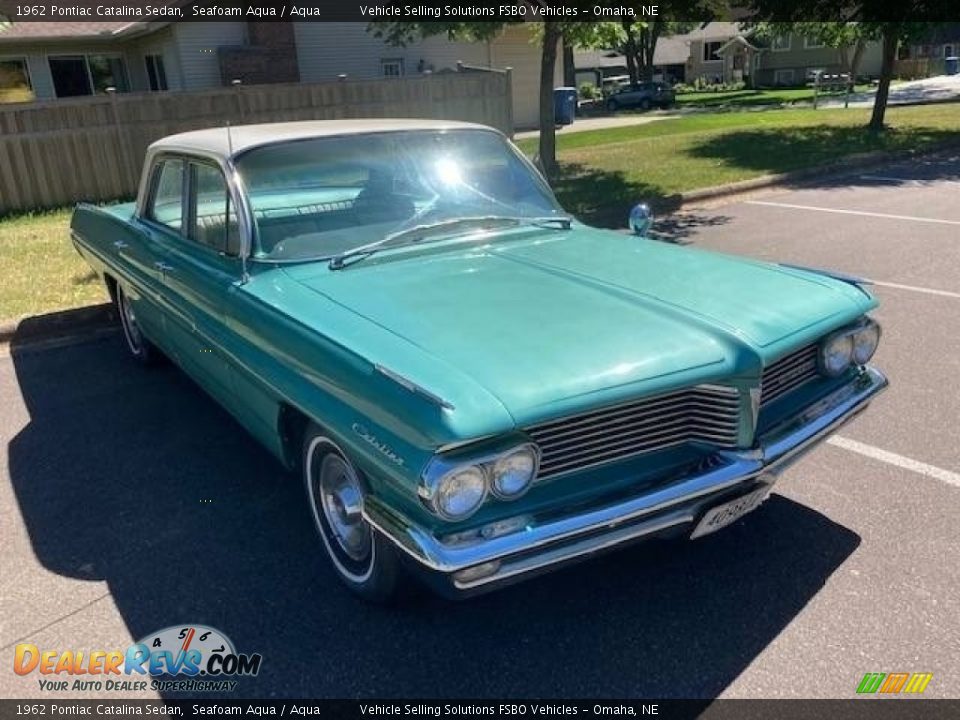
[744,5,937,131]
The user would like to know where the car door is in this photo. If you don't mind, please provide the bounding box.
[151,158,244,410]
[128,157,188,351]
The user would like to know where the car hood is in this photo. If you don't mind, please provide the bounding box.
[281,226,874,425]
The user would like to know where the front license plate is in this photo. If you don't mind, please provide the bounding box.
[690,484,773,539]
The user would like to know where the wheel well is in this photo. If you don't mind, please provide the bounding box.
[278,403,311,471]
[103,273,118,304]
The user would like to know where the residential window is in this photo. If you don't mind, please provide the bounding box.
[381,59,404,77]
[145,54,168,92]
[702,41,724,63]
[48,54,129,97]
[0,57,34,103]
[771,35,791,51]
[804,37,825,49]
[774,69,795,86]
[147,159,185,232]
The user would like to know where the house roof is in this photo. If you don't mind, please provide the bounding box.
[153,119,497,159]
[716,35,763,55]
[575,36,690,71]
[677,22,742,42]
[0,21,153,42]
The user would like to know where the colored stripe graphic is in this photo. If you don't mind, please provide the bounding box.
[857,673,886,694]
[903,674,934,694]
[880,673,909,693]
[857,672,933,694]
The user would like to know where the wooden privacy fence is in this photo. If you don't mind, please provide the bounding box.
[0,69,513,215]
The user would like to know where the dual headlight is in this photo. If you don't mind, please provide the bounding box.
[819,318,881,377]
[420,444,540,521]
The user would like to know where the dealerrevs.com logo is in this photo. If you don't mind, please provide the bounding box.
[14,625,262,693]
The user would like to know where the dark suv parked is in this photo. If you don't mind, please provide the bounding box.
[606,82,675,112]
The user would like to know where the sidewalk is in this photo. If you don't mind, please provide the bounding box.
[514,112,677,140]
[818,73,960,109]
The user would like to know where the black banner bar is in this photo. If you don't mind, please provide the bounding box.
[1,0,958,23]
[2,700,960,720]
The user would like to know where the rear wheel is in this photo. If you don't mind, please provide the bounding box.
[116,284,158,365]
[639,98,652,111]
[303,427,400,603]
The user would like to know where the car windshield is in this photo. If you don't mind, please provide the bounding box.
[235,129,565,262]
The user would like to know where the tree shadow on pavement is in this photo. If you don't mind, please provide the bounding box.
[553,162,731,243]
[7,337,861,698]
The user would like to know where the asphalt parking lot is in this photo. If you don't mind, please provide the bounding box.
[1,152,958,701]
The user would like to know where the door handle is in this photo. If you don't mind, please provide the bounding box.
[113,240,128,249]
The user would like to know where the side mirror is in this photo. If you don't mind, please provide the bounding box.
[629,203,654,237]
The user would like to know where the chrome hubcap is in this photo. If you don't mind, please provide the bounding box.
[318,455,371,562]
[120,291,142,351]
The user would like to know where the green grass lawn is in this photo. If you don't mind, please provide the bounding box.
[674,85,872,108]
[0,210,106,324]
[518,103,960,227]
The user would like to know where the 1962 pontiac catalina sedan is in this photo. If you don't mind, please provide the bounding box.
[71,119,887,601]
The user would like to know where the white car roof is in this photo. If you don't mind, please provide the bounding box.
[150,119,496,159]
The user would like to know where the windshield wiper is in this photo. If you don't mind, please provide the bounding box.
[328,215,572,270]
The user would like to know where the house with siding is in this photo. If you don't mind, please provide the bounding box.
[684,22,884,87]
[0,21,558,129]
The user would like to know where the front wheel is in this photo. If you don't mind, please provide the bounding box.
[606,99,619,112]
[303,427,400,603]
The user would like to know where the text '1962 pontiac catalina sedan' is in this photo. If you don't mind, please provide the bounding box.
[71,119,887,601]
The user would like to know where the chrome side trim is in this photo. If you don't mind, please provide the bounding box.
[374,364,455,410]
[780,263,873,286]
[363,366,888,586]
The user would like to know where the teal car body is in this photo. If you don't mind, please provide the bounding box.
[71,120,887,598]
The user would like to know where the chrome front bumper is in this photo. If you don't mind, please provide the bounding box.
[364,366,888,594]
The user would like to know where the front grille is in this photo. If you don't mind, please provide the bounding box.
[760,344,819,407]
[527,385,741,480]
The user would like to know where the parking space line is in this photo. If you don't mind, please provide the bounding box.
[870,280,960,300]
[746,201,960,226]
[828,436,960,489]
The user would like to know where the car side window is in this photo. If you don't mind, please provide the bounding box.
[188,162,240,256]
[147,159,184,231]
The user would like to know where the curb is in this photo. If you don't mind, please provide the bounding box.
[0,303,116,349]
[674,143,960,208]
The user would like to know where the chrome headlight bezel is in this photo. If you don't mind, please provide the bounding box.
[430,465,488,521]
[818,317,881,378]
[489,443,540,500]
[819,332,854,377]
[851,319,881,365]
[420,442,541,522]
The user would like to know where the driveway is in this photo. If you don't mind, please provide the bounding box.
[820,73,960,108]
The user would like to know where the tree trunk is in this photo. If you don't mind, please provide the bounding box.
[869,29,898,132]
[622,20,639,84]
[638,23,661,82]
[562,35,576,88]
[538,21,561,178]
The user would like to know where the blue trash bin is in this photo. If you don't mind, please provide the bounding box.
[553,87,577,126]
[946,57,959,76]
